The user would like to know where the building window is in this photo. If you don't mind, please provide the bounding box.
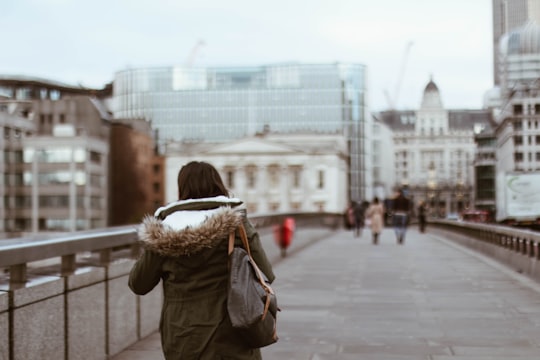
[14,218,31,231]
[317,170,324,189]
[246,165,257,188]
[74,148,86,162]
[514,135,523,145]
[268,165,280,187]
[513,104,523,115]
[153,182,160,193]
[247,203,257,214]
[91,197,102,210]
[290,166,302,188]
[90,151,101,164]
[514,152,523,162]
[290,202,301,211]
[153,164,160,174]
[50,90,61,100]
[15,196,32,208]
[514,120,522,130]
[225,168,235,188]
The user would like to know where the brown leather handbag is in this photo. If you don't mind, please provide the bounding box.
[227,224,279,348]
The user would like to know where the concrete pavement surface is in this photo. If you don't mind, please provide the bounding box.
[113,227,540,360]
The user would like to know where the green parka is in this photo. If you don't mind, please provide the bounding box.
[129,196,275,360]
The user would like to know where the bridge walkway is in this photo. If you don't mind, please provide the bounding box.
[113,226,540,360]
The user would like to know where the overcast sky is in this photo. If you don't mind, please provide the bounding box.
[1,0,493,111]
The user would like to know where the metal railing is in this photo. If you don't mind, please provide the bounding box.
[0,212,343,285]
[0,211,343,360]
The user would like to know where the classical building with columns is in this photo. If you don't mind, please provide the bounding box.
[377,78,494,218]
[163,133,349,214]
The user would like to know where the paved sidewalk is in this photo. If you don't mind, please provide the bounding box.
[114,227,540,360]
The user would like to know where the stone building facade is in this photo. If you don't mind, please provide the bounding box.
[378,78,494,218]
[163,133,349,214]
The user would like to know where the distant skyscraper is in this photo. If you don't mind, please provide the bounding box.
[492,0,540,85]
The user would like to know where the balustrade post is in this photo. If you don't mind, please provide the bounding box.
[9,264,26,285]
[99,249,112,264]
[525,240,532,257]
[131,243,141,258]
[61,254,76,274]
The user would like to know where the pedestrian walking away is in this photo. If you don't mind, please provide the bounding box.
[418,200,427,233]
[365,197,385,245]
[392,189,411,244]
[353,200,365,237]
[128,161,275,360]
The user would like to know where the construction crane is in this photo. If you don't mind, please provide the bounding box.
[185,39,206,67]
[384,41,414,110]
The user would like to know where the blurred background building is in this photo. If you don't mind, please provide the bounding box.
[164,132,348,213]
[492,0,540,85]
[112,62,372,205]
[0,76,163,238]
[377,78,495,218]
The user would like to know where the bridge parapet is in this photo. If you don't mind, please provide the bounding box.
[430,220,540,280]
[0,212,342,360]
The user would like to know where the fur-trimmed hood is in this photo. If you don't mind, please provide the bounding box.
[138,197,244,257]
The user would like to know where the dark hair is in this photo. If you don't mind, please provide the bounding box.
[373,197,379,204]
[177,161,229,200]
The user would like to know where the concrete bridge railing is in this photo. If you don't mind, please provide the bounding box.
[0,212,342,360]
[429,220,540,282]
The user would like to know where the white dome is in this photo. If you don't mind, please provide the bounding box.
[420,77,443,109]
[500,20,540,55]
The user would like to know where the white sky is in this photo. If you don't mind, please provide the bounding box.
[1,0,493,111]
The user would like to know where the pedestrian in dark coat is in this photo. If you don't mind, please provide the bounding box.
[392,189,411,244]
[418,200,427,233]
[352,201,365,237]
[129,161,275,360]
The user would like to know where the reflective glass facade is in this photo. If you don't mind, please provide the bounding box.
[114,63,365,140]
[113,62,369,199]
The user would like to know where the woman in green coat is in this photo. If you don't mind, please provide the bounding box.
[129,161,275,360]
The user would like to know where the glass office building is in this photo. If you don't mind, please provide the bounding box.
[113,62,369,200]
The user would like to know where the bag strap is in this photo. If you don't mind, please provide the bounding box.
[228,223,253,256]
[228,224,275,297]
